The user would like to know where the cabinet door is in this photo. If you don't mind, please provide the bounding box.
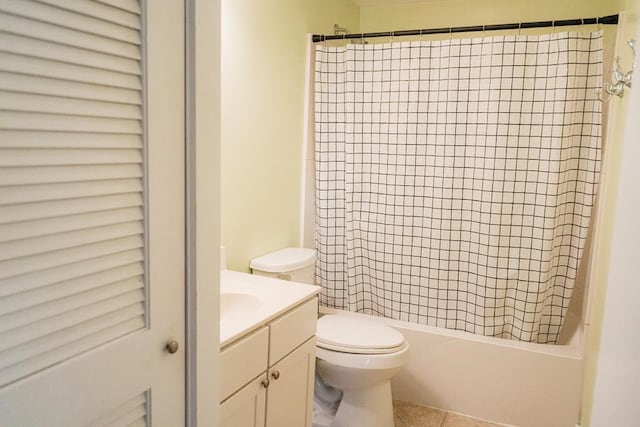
[266,337,316,427]
[221,374,267,427]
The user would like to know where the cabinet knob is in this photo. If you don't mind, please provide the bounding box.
[261,378,270,388]
[271,370,280,380]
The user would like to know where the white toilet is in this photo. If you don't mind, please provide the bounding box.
[251,248,409,427]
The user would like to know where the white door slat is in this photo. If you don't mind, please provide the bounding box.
[109,405,146,427]
[36,0,140,30]
[0,131,142,149]
[0,16,142,64]
[91,394,147,427]
[0,148,141,169]
[0,111,141,134]
[0,72,142,104]
[127,419,147,427]
[0,235,143,280]
[0,52,142,90]
[0,311,143,373]
[0,221,143,261]
[0,263,143,315]
[0,179,142,205]
[94,0,140,15]
[0,193,142,223]
[0,313,144,386]
[0,278,143,333]
[0,164,142,186]
[0,92,142,120]
[0,148,141,167]
[1,207,143,242]
[0,0,141,45]
[0,249,143,298]
[0,289,144,351]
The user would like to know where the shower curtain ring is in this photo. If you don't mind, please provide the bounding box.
[518,22,522,37]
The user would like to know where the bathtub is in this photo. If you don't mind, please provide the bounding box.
[319,306,584,427]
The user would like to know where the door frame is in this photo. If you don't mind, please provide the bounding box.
[185,0,221,426]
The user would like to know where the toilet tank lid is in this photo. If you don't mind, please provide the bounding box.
[250,247,316,272]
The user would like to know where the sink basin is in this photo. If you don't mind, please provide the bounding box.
[220,292,261,321]
[219,270,320,346]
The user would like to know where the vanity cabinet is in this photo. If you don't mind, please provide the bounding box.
[220,298,318,427]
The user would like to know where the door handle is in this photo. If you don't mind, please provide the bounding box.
[166,339,179,354]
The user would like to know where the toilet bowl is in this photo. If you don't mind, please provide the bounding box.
[315,314,409,427]
[250,248,409,427]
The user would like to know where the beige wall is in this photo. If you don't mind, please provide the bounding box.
[221,0,359,272]
[360,0,622,32]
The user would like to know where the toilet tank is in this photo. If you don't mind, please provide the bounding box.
[250,247,316,285]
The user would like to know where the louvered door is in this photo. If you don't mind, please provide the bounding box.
[0,1,186,425]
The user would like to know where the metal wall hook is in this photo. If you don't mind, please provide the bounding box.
[333,24,352,36]
[333,23,368,45]
[599,38,636,101]
[612,57,632,85]
[597,80,626,102]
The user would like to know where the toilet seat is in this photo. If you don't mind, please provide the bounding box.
[316,341,409,371]
[316,315,406,355]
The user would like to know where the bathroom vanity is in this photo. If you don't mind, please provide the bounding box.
[219,270,320,427]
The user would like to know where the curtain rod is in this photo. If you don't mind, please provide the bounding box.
[312,14,619,43]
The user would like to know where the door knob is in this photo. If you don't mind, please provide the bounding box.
[166,339,179,354]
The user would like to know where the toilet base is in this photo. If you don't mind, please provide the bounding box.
[332,380,394,427]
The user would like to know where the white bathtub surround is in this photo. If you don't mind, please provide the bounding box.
[321,307,583,427]
[313,32,603,344]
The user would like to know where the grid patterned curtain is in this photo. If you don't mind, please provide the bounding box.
[314,32,603,344]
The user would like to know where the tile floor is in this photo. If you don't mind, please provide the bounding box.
[393,400,504,427]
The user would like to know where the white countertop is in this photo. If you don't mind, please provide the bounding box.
[220,270,320,347]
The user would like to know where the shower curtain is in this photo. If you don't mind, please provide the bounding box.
[314,31,603,344]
